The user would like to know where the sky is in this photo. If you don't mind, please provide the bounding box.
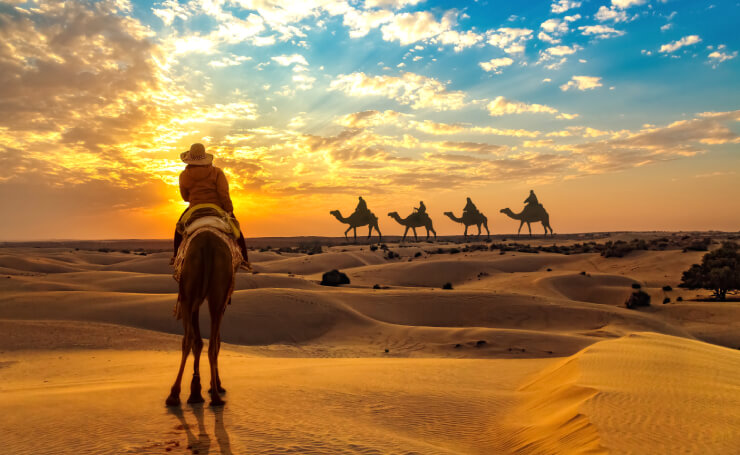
[1,0,738,240]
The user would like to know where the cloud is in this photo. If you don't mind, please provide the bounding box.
[487,96,559,116]
[611,0,647,8]
[486,27,533,54]
[708,50,737,67]
[578,25,625,39]
[546,44,581,56]
[432,141,507,155]
[208,54,252,67]
[341,8,395,38]
[337,110,408,128]
[595,6,628,22]
[380,11,452,46]
[479,57,514,74]
[566,110,740,173]
[408,120,540,137]
[560,76,603,91]
[329,72,467,110]
[434,29,484,52]
[364,0,424,8]
[551,0,582,13]
[538,31,560,44]
[541,18,569,34]
[271,54,309,66]
[659,35,701,53]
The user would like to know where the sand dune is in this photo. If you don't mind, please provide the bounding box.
[1,234,738,453]
[511,332,740,454]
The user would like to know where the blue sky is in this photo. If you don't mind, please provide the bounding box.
[0,0,738,239]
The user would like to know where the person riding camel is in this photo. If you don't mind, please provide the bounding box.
[172,143,249,266]
[414,200,427,215]
[524,190,539,207]
[354,196,369,218]
[463,197,479,217]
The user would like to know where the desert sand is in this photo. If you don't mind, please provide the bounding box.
[1,234,739,454]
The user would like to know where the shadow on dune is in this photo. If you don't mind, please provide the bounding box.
[168,405,233,455]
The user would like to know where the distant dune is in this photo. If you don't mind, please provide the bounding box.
[1,232,739,453]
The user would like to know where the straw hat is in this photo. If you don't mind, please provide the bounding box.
[180,143,213,165]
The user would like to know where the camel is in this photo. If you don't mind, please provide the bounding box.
[500,205,554,237]
[166,230,235,407]
[388,211,437,242]
[444,211,490,239]
[329,210,382,242]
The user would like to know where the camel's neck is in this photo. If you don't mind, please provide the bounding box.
[390,213,404,223]
[446,213,463,223]
[504,209,522,220]
[333,212,349,223]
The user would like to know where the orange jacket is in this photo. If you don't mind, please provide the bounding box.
[179,165,234,213]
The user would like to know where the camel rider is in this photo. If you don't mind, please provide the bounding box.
[524,190,539,207]
[172,143,249,266]
[463,197,479,217]
[355,196,369,217]
[414,200,427,215]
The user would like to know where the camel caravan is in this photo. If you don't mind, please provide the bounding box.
[330,191,554,242]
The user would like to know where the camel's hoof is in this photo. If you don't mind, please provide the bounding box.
[187,394,205,404]
[210,398,226,407]
[208,386,226,395]
[165,395,181,407]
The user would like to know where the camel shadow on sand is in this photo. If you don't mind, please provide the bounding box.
[168,405,233,455]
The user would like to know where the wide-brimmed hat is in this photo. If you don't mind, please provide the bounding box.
[180,143,213,165]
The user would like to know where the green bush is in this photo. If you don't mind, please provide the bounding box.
[679,242,740,301]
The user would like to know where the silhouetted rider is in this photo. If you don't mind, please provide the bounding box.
[524,190,539,207]
[463,197,479,217]
[414,200,427,215]
[354,196,369,217]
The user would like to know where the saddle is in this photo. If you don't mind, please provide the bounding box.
[177,203,241,239]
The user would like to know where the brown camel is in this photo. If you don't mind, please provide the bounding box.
[166,230,235,407]
[388,211,437,241]
[330,209,382,242]
[444,211,490,239]
[500,206,554,237]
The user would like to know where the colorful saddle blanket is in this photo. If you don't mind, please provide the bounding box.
[176,203,241,239]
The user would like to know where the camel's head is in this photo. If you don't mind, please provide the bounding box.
[387,211,398,217]
[500,208,511,214]
[329,210,340,217]
[443,211,453,216]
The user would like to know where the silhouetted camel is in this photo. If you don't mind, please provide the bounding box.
[500,206,554,237]
[444,211,490,239]
[167,230,234,407]
[330,209,382,242]
[388,211,437,242]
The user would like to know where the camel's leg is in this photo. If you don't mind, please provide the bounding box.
[527,222,532,238]
[376,224,382,243]
[484,222,490,239]
[344,226,351,240]
[402,226,408,242]
[412,227,418,242]
[517,221,524,237]
[166,304,193,406]
[464,225,468,239]
[208,313,226,407]
[207,279,230,406]
[208,327,226,395]
[187,309,205,404]
[367,225,373,239]
[353,227,358,242]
